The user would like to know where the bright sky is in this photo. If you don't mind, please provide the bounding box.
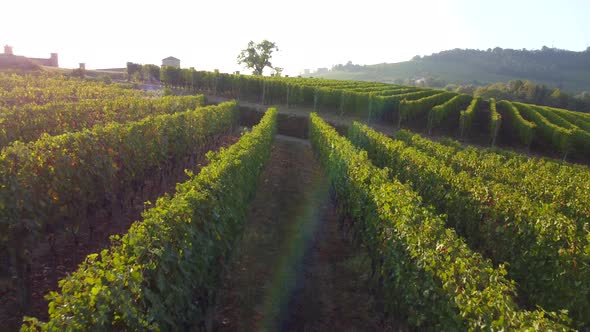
[2,0,589,76]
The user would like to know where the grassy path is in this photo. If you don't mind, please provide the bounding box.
[212,135,389,331]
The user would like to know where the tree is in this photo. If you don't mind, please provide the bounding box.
[142,64,161,83]
[126,62,142,82]
[272,67,283,77]
[237,40,279,75]
[160,66,182,86]
[549,88,567,106]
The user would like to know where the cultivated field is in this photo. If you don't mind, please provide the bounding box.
[1,72,588,330]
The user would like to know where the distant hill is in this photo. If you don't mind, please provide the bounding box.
[315,47,590,93]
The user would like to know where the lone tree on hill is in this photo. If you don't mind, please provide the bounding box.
[237,40,279,75]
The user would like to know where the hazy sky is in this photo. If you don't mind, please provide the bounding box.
[2,0,589,75]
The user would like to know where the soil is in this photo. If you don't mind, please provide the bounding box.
[0,132,240,332]
[212,135,396,331]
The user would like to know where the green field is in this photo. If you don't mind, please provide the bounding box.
[1,72,589,330]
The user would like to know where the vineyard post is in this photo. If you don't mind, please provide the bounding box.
[367,94,373,124]
[213,74,218,96]
[491,131,495,147]
[261,80,266,105]
[526,139,532,153]
[209,72,213,95]
[339,93,345,117]
[11,246,31,312]
[460,114,465,139]
[397,104,403,129]
[491,124,498,147]
[286,85,290,109]
[314,88,319,112]
[238,76,244,101]
[236,76,242,101]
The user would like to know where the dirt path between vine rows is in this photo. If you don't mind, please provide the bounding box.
[212,135,397,331]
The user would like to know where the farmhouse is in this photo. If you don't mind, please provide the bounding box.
[162,56,180,68]
[0,45,58,68]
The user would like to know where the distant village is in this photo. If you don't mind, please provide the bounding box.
[0,44,182,72]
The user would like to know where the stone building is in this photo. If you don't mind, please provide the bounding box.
[162,56,180,68]
[0,45,58,68]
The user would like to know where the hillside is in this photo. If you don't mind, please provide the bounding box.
[315,47,590,93]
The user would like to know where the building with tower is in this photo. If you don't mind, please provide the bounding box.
[0,45,59,68]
